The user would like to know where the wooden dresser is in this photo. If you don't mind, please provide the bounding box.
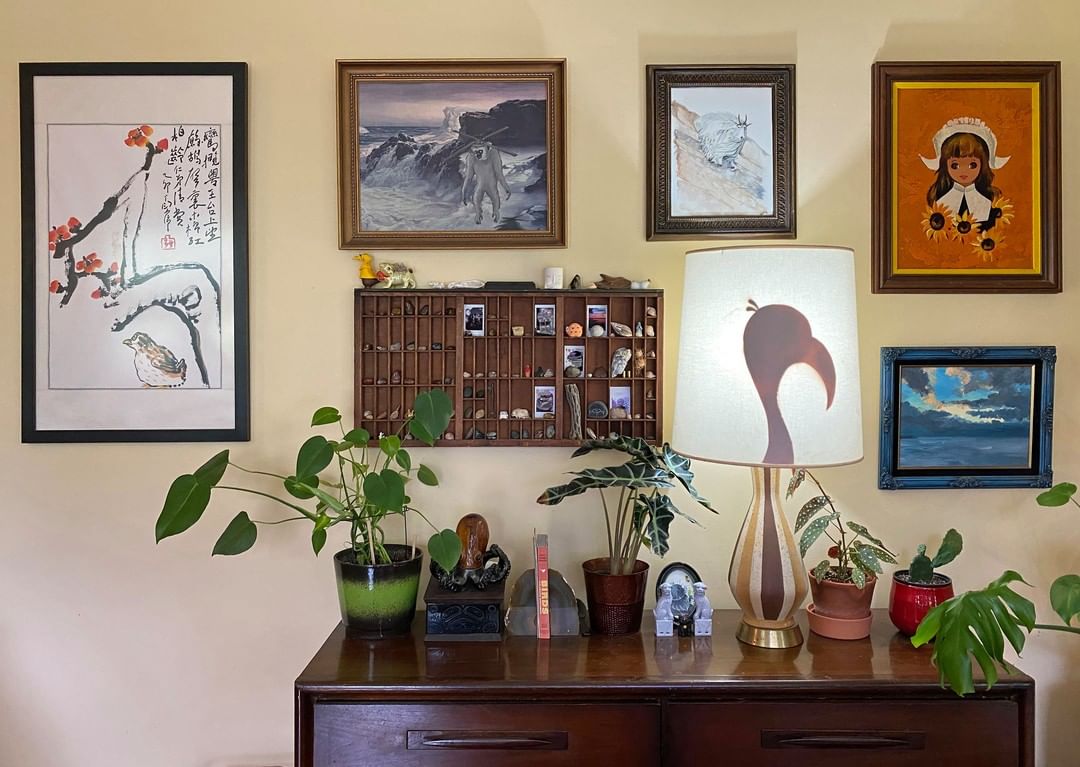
[295,610,1034,766]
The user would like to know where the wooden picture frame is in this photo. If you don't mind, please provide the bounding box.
[20,62,250,443]
[878,346,1055,489]
[872,62,1061,293]
[647,65,795,240]
[337,59,566,249]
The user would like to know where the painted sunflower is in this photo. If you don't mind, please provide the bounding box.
[990,195,1015,229]
[949,210,978,243]
[972,233,1005,262]
[922,201,953,243]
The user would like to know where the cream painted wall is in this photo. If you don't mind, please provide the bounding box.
[1,0,1077,764]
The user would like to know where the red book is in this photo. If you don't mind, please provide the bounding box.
[534,532,551,640]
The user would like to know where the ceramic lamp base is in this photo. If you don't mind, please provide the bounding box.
[736,619,804,649]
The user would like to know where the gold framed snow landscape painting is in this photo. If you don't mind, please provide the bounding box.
[647,65,795,239]
[337,59,566,249]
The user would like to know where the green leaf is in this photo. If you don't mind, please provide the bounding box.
[661,445,716,512]
[786,469,806,499]
[311,528,327,556]
[910,569,1035,696]
[798,512,838,558]
[811,559,831,582]
[863,545,897,564]
[193,450,229,487]
[311,406,341,426]
[395,449,412,471]
[428,529,462,572]
[295,436,334,478]
[795,496,830,532]
[571,435,658,464]
[1036,482,1078,507]
[537,462,674,505]
[417,464,438,486]
[412,389,453,445]
[308,485,345,513]
[408,420,435,445]
[850,564,866,589]
[633,494,676,557]
[344,427,371,445]
[1050,574,1080,626]
[379,435,401,457]
[846,521,891,553]
[212,512,257,555]
[156,474,212,542]
[364,469,405,512]
[284,474,318,499]
[931,528,964,568]
[853,544,883,574]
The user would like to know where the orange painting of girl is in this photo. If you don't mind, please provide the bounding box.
[920,117,1015,259]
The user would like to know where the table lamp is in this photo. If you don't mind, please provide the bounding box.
[672,246,862,648]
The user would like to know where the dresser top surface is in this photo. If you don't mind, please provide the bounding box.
[295,609,1032,695]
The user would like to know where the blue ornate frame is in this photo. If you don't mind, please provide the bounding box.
[878,346,1055,490]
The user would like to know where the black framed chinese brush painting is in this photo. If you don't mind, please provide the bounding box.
[20,62,250,443]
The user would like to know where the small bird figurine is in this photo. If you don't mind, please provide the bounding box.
[123,332,187,388]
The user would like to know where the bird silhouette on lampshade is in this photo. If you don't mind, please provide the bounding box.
[743,300,836,465]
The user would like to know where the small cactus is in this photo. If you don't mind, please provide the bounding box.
[907,529,963,584]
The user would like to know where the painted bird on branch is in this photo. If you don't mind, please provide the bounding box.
[123,332,187,388]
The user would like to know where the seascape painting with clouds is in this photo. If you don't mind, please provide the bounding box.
[897,364,1035,469]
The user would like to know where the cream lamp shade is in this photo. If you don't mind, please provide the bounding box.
[672,246,863,469]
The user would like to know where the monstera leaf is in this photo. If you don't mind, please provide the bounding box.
[634,493,676,557]
[1050,574,1080,626]
[571,435,658,464]
[537,462,674,505]
[912,570,1036,695]
[661,445,716,512]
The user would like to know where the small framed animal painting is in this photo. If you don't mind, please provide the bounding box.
[872,62,1061,293]
[647,65,795,239]
[20,62,250,443]
[878,347,1055,490]
[337,59,566,249]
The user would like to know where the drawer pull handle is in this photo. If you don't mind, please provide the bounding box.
[761,730,925,750]
[407,730,569,751]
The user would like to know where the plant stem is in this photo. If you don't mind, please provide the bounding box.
[1034,623,1080,635]
[366,516,377,564]
[599,488,614,563]
[252,516,308,526]
[216,486,316,520]
[807,470,847,569]
[228,463,288,481]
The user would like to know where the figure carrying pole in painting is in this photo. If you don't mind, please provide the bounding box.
[456,127,515,226]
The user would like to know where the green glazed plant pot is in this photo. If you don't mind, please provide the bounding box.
[334,544,422,639]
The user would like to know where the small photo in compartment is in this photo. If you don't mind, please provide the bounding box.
[464,304,485,337]
[587,304,608,337]
[609,385,631,413]
[534,303,556,336]
[563,344,585,371]
[534,385,556,418]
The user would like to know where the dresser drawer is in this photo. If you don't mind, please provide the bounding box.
[665,700,1020,766]
[314,702,659,766]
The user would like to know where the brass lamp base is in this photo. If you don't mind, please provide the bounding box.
[736,619,804,649]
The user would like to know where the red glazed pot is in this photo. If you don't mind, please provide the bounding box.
[889,569,955,636]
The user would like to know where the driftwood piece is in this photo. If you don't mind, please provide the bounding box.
[565,383,583,440]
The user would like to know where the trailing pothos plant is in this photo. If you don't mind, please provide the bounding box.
[536,436,716,575]
[789,469,896,589]
[154,390,462,572]
[912,481,1080,695]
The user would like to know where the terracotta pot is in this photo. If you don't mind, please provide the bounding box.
[807,574,876,640]
[809,574,877,619]
[582,558,649,635]
[889,569,955,636]
[334,544,422,639]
